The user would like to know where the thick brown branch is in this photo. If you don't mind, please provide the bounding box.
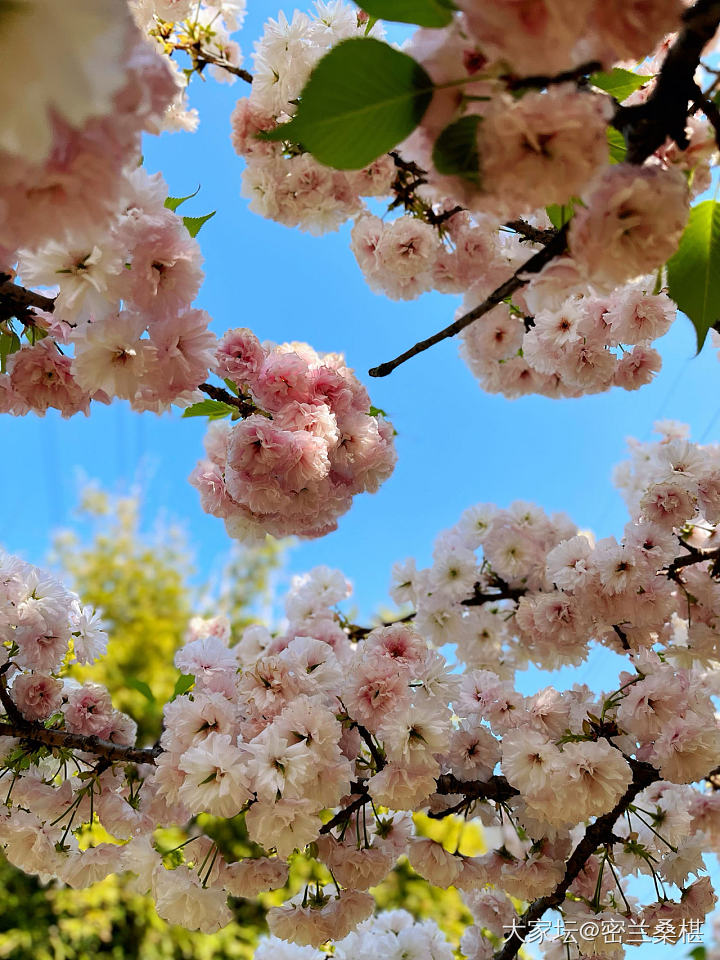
[368,226,568,378]
[613,0,720,164]
[666,544,720,574]
[435,773,519,805]
[199,382,258,417]
[0,721,161,766]
[504,220,558,246]
[0,675,24,727]
[461,580,527,607]
[0,279,56,317]
[612,624,631,651]
[494,759,660,960]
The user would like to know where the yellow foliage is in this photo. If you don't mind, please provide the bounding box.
[414,812,486,857]
[53,495,192,743]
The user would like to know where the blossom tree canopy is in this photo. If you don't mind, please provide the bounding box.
[5,1,720,958]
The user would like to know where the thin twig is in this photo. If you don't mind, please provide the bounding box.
[368,227,568,378]
[196,53,253,84]
[503,60,602,91]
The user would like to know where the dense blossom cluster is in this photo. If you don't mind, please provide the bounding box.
[190,331,397,538]
[228,0,719,398]
[2,168,217,416]
[230,3,396,234]
[1,426,720,956]
[254,910,455,960]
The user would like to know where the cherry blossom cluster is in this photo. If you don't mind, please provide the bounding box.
[130,0,248,132]
[190,330,396,539]
[2,424,720,954]
[253,910,456,960]
[232,1,719,398]
[1,167,216,417]
[230,2,397,236]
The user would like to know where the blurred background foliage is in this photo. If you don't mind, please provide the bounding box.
[0,487,481,959]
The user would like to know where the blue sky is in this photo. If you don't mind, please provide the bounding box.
[2,5,719,952]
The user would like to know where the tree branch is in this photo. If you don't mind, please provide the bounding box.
[666,544,720,575]
[504,220,558,246]
[0,278,56,317]
[199,382,258,417]
[494,759,660,960]
[368,226,569,378]
[435,773,519,805]
[503,60,602,92]
[613,0,720,164]
[0,721,161,766]
[461,579,527,606]
[352,723,386,772]
[344,610,415,643]
[691,82,720,148]
[195,53,254,84]
[319,787,371,835]
[0,675,25,727]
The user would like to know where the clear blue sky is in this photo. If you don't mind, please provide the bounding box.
[2,6,719,951]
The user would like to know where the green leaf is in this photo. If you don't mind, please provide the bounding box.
[164,186,200,212]
[666,200,720,352]
[265,38,435,169]
[607,126,627,164]
[0,331,20,373]
[183,211,215,238]
[182,399,235,420]
[364,14,378,34]
[369,405,388,417]
[591,67,649,102]
[689,948,706,960]
[223,378,240,396]
[356,0,456,28]
[545,201,580,230]
[171,674,195,700]
[126,678,155,703]
[432,115,481,183]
